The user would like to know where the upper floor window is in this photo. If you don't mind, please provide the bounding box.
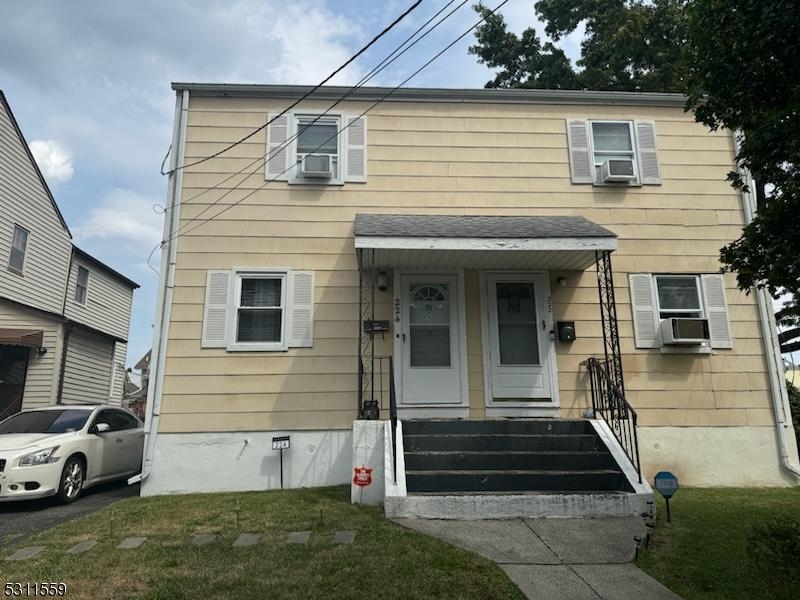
[566,119,661,186]
[75,265,90,304]
[266,112,366,185]
[8,224,29,273]
[654,275,703,319]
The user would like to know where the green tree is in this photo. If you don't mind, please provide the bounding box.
[470,0,800,352]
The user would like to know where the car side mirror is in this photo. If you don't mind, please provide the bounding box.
[92,422,111,434]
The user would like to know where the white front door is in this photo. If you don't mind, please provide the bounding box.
[399,274,464,405]
[485,272,553,400]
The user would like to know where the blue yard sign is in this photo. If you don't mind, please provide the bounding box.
[653,471,679,522]
[653,471,679,499]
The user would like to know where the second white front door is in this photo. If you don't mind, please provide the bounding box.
[485,272,553,400]
[398,274,464,405]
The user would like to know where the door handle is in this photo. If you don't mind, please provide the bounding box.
[402,333,406,342]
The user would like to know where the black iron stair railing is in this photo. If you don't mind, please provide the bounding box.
[358,355,398,484]
[586,357,642,483]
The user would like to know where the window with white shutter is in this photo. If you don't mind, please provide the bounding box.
[629,273,732,351]
[202,268,315,351]
[566,119,661,186]
[265,113,366,185]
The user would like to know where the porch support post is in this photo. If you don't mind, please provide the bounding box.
[357,247,377,418]
[595,250,625,394]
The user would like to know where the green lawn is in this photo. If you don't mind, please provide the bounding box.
[637,487,800,600]
[0,486,523,600]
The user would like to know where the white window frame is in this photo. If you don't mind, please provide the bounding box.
[8,224,29,273]
[290,114,344,185]
[75,265,90,305]
[653,274,704,319]
[588,120,640,185]
[227,268,289,352]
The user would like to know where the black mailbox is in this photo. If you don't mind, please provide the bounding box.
[557,321,576,342]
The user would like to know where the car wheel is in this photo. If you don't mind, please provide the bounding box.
[57,456,84,504]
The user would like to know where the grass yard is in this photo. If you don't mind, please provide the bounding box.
[0,486,523,600]
[637,487,800,600]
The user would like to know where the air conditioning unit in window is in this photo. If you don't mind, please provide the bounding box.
[660,318,710,345]
[301,154,333,178]
[601,159,636,182]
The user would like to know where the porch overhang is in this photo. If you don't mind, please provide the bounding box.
[0,328,44,348]
[354,214,617,271]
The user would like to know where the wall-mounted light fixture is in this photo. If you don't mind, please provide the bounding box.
[36,346,47,356]
[556,276,568,288]
[377,271,389,292]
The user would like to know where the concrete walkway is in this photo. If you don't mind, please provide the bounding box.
[394,517,681,600]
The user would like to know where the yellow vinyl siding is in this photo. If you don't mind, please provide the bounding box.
[158,93,771,434]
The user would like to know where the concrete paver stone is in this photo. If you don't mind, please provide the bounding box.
[334,530,355,544]
[117,537,147,550]
[233,533,261,547]
[192,534,218,546]
[66,541,97,555]
[4,546,45,561]
[287,531,312,544]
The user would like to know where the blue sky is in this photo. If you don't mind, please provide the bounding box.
[0,0,581,365]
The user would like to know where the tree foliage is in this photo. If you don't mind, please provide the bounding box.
[470,0,800,352]
[469,1,689,91]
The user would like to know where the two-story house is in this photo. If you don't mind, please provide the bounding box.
[0,91,139,419]
[139,84,798,516]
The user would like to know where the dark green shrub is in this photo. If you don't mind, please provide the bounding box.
[788,381,800,449]
[747,515,800,596]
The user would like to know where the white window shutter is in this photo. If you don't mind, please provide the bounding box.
[344,115,367,182]
[701,274,733,349]
[202,270,232,348]
[266,113,290,181]
[629,274,660,348]
[635,121,661,185]
[288,271,314,347]
[566,119,593,184]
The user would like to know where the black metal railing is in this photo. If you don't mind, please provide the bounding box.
[586,357,642,483]
[357,355,398,484]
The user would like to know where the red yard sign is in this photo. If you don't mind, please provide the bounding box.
[353,465,373,487]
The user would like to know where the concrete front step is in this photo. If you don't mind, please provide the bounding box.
[403,433,604,452]
[385,490,654,519]
[404,450,617,472]
[403,419,594,435]
[405,469,632,494]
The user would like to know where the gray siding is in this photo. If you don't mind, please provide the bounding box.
[0,102,72,314]
[63,258,134,340]
[61,327,114,405]
[0,300,62,408]
[109,341,127,406]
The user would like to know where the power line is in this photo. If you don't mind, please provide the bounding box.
[147,1,470,271]
[170,0,512,243]
[170,0,467,239]
[162,0,422,176]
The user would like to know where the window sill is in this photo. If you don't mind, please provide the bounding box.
[226,343,287,352]
[658,344,712,355]
[287,179,345,186]
[7,266,24,276]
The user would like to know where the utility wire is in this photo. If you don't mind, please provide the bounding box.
[171,0,466,238]
[147,0,468,271]
[169,0,512,243]
[161,0,422,176]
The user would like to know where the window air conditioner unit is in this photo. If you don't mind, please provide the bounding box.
[660,318,710,345]
[300,154,332,178]
[602,159,636,182]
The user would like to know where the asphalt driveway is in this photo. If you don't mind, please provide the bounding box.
[0,480,139,547]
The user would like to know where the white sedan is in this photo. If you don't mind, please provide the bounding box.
[0,405,143,503]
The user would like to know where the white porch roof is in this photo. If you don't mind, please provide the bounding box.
[353,214,617,270]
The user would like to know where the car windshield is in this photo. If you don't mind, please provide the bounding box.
[0,410,92,434]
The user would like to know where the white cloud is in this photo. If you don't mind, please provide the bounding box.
[29,139,74,184]
[72,188,164,250]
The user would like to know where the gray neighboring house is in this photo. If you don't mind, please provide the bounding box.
[0,90,139,419]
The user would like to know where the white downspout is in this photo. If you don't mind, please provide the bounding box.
[129,89,188,486]
[733,131,800,480]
